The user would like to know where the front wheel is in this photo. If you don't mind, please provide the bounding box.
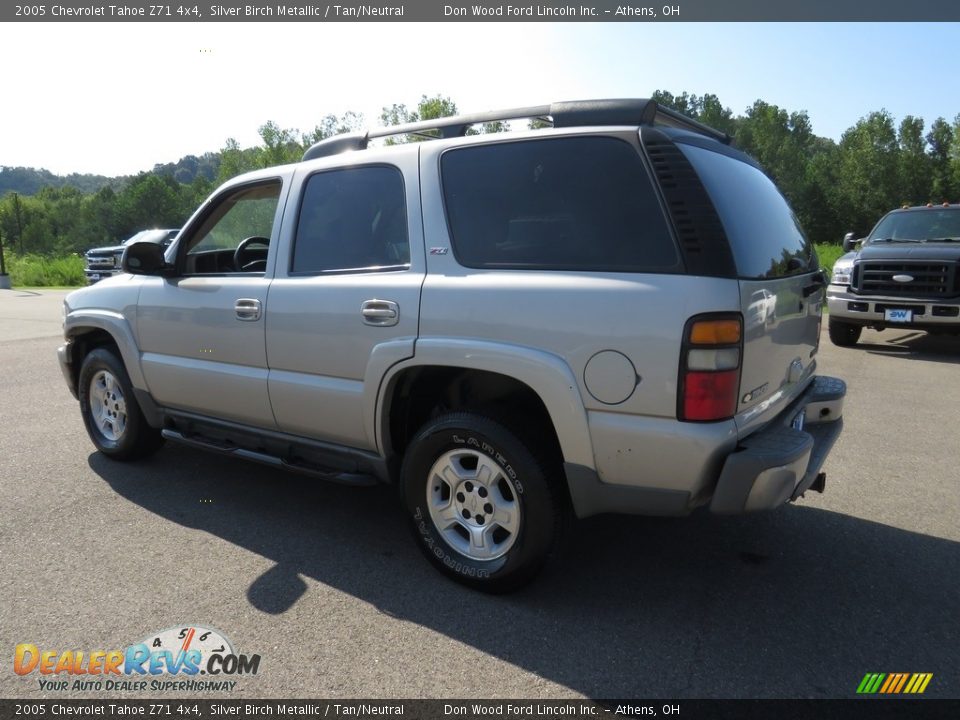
[78,348,164,460]
[828,317,862,347]
[400,412,566,592]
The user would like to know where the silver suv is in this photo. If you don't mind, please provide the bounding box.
[58,99,846,591]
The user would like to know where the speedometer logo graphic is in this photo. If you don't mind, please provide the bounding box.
[137,625,234,672]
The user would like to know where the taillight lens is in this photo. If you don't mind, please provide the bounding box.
[679,314,743,422]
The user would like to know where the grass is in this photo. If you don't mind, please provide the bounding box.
[1,244,846,289]
[3,254,86,288]
[815,243,845,277]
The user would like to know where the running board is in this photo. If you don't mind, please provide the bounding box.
[161,429,378,486]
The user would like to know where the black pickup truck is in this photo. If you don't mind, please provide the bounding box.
[826,203,960,345]
[85,229,178,284]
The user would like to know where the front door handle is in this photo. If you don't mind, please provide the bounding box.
[235,298,262,321]
[361,300,399,327]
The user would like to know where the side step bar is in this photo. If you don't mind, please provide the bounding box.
[161,429,378,486]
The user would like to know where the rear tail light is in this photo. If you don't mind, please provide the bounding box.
[679,314,743,422]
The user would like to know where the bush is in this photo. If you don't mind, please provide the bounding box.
[6,253,85,287]
[0,244,848,289]
[815,242,845,277]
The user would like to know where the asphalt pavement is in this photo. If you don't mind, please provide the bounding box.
[0,288,957,700]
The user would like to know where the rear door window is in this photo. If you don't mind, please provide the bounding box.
[678,142,816,279]
[292,165,409,274]
[440,137,679,272]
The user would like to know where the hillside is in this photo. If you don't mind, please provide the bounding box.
[0,152,220,197]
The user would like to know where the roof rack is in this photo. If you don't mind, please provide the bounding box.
[301,98,731,162]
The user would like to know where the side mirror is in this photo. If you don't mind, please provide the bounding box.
[122,241,173,276]
[842,232,859,253]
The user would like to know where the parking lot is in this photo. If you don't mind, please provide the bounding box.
[1,288,957,699]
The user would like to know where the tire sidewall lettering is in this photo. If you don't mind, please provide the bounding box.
[450,433,522,492]
[408,429,527,580]
[402,413,558,590]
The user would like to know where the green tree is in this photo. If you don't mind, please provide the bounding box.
[736,101,811,203]
[652,90,737,136]
[949,114,960,201]
[6,193,28,254]
[114,173,186,235]
[257,120,303,167]
[216,138,259,183]
[79,187,120,248]
[380,94,459,143]
[835,110,901,234]
[927,117,955,202]
[897,116,930,205]
[302,111,365,146]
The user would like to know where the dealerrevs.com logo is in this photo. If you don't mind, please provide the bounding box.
[14,625,260,692]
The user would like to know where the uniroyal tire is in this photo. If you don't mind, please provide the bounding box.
[78,348,164,460]
[400,412,565,593]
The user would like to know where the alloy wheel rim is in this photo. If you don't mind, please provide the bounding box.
[426,448,521,561]
[90,370,127,442]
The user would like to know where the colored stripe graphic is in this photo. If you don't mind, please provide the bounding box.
[856,673,883,693]
[879,674,896,693]
[857,673,932,694]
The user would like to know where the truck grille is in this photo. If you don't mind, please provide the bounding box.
[86,255,116,269]
[852,261,958,298]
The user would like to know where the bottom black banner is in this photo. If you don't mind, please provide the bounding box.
[0,699,956,720]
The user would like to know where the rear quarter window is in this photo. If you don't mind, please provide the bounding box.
[440,136,679,272]
[678,142,816,279]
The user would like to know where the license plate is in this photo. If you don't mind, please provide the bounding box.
[791,410,805,432]
[884,308,913,322]
[88,274,100,281]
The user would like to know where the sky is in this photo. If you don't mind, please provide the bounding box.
[1,21,958,177]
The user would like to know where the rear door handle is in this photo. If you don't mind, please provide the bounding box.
[235,298,262,321]
[361,300,399,326]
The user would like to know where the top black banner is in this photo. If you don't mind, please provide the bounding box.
[5,0,960,22]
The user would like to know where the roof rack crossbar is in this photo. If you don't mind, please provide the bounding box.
[365,104,553,142]
[301,99,730,161]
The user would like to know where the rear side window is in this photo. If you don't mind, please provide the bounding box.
[678,142,816,279]
[292,166,409,274]
[441,137,679,272]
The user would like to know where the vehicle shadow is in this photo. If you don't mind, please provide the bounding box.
[857,330,960,365]
[91,448,959,699]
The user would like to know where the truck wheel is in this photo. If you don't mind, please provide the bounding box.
[828,318,862,347]
[400,412,566,593]
[78,348,164,460]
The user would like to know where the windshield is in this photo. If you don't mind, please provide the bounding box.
[868,209,960,242]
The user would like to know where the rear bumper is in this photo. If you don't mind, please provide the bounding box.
[710,375,846,514]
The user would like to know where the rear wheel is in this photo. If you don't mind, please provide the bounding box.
[400,412,566,592]
[828,318,862,347]
[78,348,164,460]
